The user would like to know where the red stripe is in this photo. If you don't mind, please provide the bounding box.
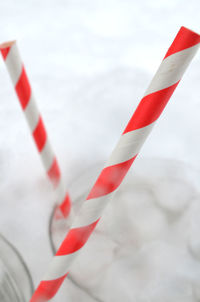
[164,26,200,59]
[15,66,31,110]
[0,46,11,60]
[30,273,68,302]
[56,220,99,256]
[32,117,47,152]
[87,156,136,200]
[123,82,179,133]
[59,193,71,218]
[47,158,61,186]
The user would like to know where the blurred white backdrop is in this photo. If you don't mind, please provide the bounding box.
[0,0,199,301]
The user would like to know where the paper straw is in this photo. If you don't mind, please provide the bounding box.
[0,41,72,219]
[30,26,200,301]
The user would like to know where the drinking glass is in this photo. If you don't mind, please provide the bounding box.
[0,233,33,302]
[49,158,200,302]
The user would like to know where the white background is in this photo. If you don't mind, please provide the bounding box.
[0,0,199,301]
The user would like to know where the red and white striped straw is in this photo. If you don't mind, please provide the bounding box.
[31,26,200,302]
[0,41,72,219]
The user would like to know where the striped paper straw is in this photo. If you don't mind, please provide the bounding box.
[0,41,72,219]
[31,26,200,301]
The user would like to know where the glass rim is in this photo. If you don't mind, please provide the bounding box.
[0,233,34,299]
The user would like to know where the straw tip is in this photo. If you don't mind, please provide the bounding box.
[179,26,200,38]
[163,26,200,60]
[0,40,16,49]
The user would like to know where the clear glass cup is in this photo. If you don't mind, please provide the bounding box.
[49,158,200,302]
[0,233,34,302]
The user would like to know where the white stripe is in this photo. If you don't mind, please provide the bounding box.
[40,140,56,173]
[106,123,154,167]
[54,180,65,202]
[55,180,68,207]
[144,44,200,97]
[43,252,78,280]
[24,94,40,132]
[72,192,114,228]
[5,43,23,86]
